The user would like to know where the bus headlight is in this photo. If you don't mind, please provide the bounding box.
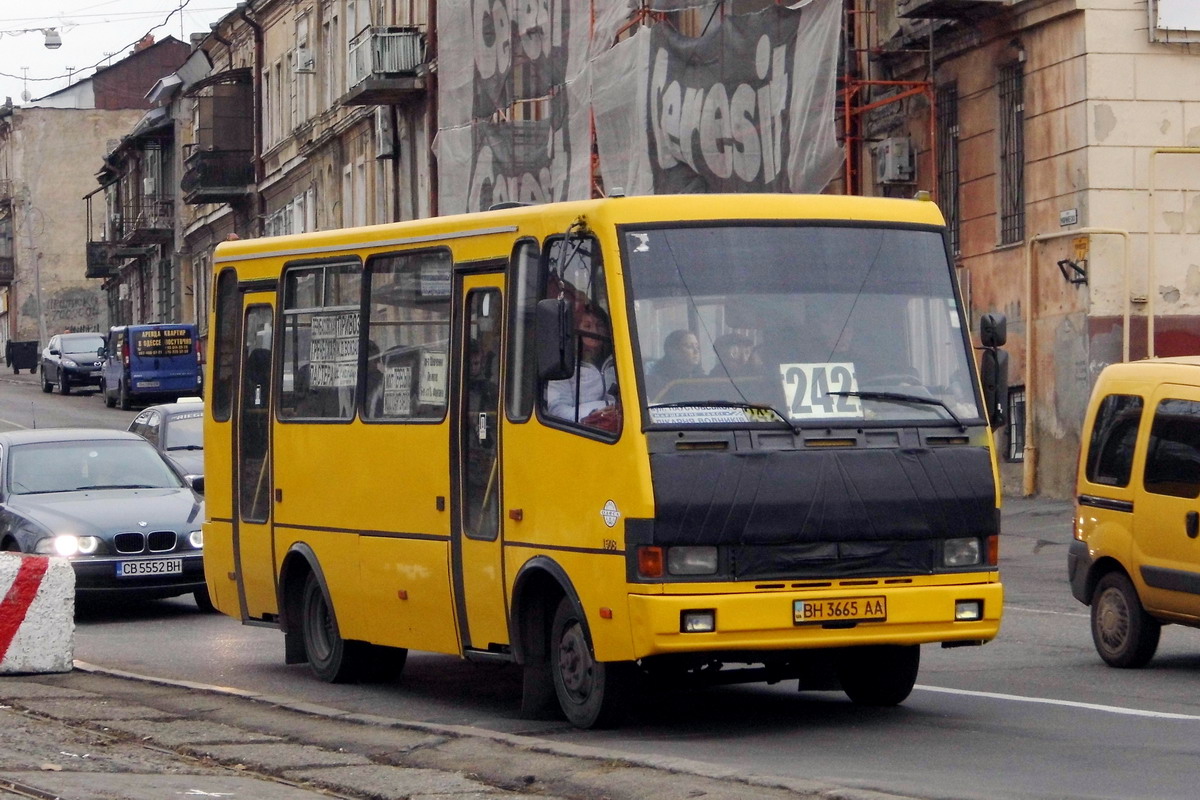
[667,546,718,576]
[35,535,100,556]
[943,537,982,567]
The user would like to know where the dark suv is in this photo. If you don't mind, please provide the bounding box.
[41,332,106,395]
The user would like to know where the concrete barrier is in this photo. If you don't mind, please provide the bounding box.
[0,553,74,674]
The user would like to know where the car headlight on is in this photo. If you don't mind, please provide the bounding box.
[943,537,982,567]
[667,546,718,576]
[61,358,78,368]
[188,530,203,549]
[35,535,100,557]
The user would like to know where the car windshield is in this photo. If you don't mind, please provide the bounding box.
[7,439,184,494]
[164,413,204,450]
[624,224,983,427]
[61,335,105,356]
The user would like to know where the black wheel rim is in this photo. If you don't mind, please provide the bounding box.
[557,620,595,705]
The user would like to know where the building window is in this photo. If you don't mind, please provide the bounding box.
[936,83,961,257]
[999,62,1025,245]
[1007,386,1026,461]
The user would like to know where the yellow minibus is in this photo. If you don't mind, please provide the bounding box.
[203,193,1006,728]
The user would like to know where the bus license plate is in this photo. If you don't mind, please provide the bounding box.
[116,559,183,577]
[794,596,886,625]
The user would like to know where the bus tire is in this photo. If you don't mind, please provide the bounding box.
[1091,571,1160,668]
[300,572,358,683]
[550,597,632,729]
[836,645,920,706]
[193,587,217,613]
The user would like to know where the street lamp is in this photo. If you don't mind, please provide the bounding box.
[0,27,63,49]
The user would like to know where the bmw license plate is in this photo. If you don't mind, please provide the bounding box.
[793,596,886,625]
[116,559,183,577]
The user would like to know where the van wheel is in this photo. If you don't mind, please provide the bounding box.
[550,597,632,728]
[836,645,920,706]
[102,381,116,408]
[1091,572,1161,668]
[118,382,132,410]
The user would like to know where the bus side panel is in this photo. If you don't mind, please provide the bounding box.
[272,422,454,647]
[203,414,236,617]
[502,420,655,664]
[360,538,460,655]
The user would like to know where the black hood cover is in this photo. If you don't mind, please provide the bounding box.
[648,446,997,549]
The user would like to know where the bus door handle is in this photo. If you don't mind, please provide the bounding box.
[477,412,488,442]
[1187,510,1199,540]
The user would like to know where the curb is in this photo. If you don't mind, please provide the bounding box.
[72,660,917,800]
[0,553,74,674]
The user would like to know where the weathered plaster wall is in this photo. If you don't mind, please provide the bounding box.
[6,107,145,341]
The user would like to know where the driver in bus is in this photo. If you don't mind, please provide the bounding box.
[545,304,620,432]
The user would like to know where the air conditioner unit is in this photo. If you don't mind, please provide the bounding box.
[294,46,315,73]
[876,137,915,184]
[897,0,1007,20]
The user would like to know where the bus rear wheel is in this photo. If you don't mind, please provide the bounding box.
[300,572,357,683]
[550,598,632,729]
[836,644,920,706]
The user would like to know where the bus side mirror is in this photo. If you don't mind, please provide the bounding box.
[980,313,1007,348]
[980,347,1009,430]
[535,298,576,381]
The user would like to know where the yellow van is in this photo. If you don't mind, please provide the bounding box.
[1069,356,1200,667]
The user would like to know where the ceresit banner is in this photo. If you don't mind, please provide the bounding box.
[435,0,843,212]
[592,0,842,195]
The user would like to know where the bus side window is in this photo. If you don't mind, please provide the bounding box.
[363,249,452,421]
[278,262,361,421]
[537,235,621,436]
[505,239,540,422]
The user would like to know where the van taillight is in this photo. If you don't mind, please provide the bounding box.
[121,341,130,367]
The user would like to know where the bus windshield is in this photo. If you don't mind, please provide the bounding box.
[624,224,983,427]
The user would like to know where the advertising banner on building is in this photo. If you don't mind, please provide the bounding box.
[592,0,842,195]
[436,0,842,211]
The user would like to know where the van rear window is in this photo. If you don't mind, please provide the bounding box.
[134,328,193,358]
[1085,394,1143,487]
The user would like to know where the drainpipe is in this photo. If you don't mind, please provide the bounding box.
[208,23,235,72]
[1022,227,1130,497]
[238,2,265,237]
[1146,147,1200,358]
[426,0,438,216]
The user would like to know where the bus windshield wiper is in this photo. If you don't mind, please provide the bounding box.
[829,391,966,432]
[649,400,800,433]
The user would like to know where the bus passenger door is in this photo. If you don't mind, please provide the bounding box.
[452,275,509,652]
[234,303,277,619]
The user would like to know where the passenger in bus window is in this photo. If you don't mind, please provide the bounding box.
[709,333,756,378]
[646,329,704,400]
[545,305,619,431]
[364,341,385,418]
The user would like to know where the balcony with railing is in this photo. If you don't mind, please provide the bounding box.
[343,26,428,106]
[182,145,254,204]
[123,195,174,244]
[84,192,154,280]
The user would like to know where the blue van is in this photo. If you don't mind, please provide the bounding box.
[101,324,202,410]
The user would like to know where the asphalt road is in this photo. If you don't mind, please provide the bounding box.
[7,376,1200,799]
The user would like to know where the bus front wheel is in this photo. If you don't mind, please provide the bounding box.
[550,598,632,729]
[836,644,920,706]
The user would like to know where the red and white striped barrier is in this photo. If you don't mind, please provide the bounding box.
[0,553,74,674]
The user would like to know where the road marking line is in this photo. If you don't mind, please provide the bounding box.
[1006,604,1088,618]
[916,685,1200,720]
[0,417,28,430]
[0,557,49,662]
